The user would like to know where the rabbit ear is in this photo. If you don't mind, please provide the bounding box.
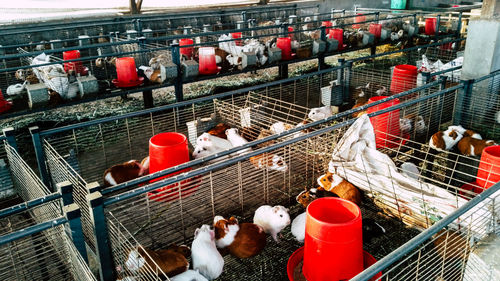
[272,206,279,213]
[194,228,200,237]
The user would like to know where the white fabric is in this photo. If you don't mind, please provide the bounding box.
[328,115,497,238]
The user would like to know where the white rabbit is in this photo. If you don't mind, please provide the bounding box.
[308,106,333,121]
[253,205,291,242]
[171,269,209,281]
[225,128,251,154]
[191,225,224,280]
[291,212,306,243]
[192,142,231,163]
[196,132,232,150]
[269,121,294,134]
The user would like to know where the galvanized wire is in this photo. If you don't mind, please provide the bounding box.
[0,142,96,281]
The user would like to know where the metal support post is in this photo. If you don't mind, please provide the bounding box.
[29,126,51,189]
[2,127,18,152]
[64,203,88,263]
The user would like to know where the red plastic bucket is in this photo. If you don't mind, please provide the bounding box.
[276,37,293,60]
[231,32,242,46]
[112,57,143,88]
[179,38,194,58]
[425,18,437,35]
[287,247,381,281]
[440,42,453,50]
[321,21,333,34]
[198,47,219,75]
[353,14,366,29]
[287,26,295,39]
[303,198,363,281]
[390,64,418,94]
[369,23,382,38]
[329,28,344,50]
[476,145,500,189]
[148,132,195,202]
[63,50,87,75]
[367,96,403,149]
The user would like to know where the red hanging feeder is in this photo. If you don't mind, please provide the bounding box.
[63,50,88,76]
[179,38,194,59]
[148,132,197,202]
[329,28,344,50]
[390,64,418,94]
[367,96,408,149]
[112,57,144,88]
[425,18,437,35]
[276,37,293,60]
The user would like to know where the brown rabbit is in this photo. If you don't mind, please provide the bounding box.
[317,172,362,206]
[207,123,231,139]
[103,157,149,187]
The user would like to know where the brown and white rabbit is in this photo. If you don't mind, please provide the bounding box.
[457,137,497,157]
[253,205,290,242]
[124,244,190,278]
[213,216,266,259]
[448,125,482,140]
[317,171,362,206]
[207,123,231,140]
[249,153,288,172]
[191,225,224,280]
[256,129,276,148]
[103,157,149,187]
[296,187,339,208]
[429,127,463,151]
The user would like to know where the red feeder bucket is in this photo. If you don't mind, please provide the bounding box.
[276,37,293,60]
[440,42,453,50]
[63,50,88,76]
[369,23,382,38]
[390,64,418,94]
[112,57,143,88]
[353,14,366,29]
[287,26,295,39]
[321,21,333,34]
[476,145,500,189]
[287,247,381,281]
[179,38,194,59]
[367,96,405,149]
[303,198,363,281]
[0,90,12,114]
[148,132,196,202]
[231,32,242,46]
[329,28,344,50]
[425,18,437,35]
[198,47,220,75]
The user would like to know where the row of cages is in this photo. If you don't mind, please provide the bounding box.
[16,50,497,281]
[0,138,96,281]
[0,26,465,119]
[0,3,321,46]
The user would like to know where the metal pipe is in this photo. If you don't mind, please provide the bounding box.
[0,192,61,218]
[0,216,67,246]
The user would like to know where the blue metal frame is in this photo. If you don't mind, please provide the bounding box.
[2,128,18,152]
[0,216,68,246]
[30,126,52,189]
[0,192,62,218]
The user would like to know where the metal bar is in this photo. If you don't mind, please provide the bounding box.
[64,203,88,264]
[453,78,474,125]
[104,83,462,204]
[351,181,500,281]
[0,193,61,218]
[0,216,67,246]
[2,127,18,152]
[172,43,183,102]
[29,126,51,189]
[87,192,114,281]
[429,65,462,78]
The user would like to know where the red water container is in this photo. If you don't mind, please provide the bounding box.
[287,247,381,281]
[179,38,194,59]
[198,47,219,75]
[276,37,293,60]
[63,50,88,76]
[476,145,500,189]
[0,89,12,114]
[369,23,382,38]
[440,42,453,50]
[303,198,363,281]
[329,28,344,50]
[390,64,418,94]
[112,57,143,88]
[148,132,195,202]
[231,32,242,46]
[367,96,402,149]
[353,14,366,29]
[288,26,295,39]
[321,21,333,34]
[425,18,437,35]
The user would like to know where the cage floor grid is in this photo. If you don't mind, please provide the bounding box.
[213,198,421,281]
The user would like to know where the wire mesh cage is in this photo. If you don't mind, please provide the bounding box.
[94,79,485,280]
[0,142,96,281]
[352,182,500,281]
